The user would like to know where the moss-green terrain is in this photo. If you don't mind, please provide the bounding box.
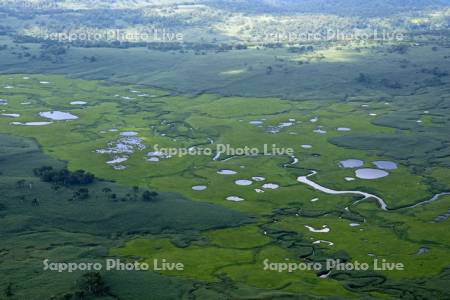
[0,70,449,299]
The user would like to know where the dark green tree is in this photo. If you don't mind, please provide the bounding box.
[15,179,26,189]
[102,187,112,195]
[142,190,158,202]
[76,272,108,297]
[4,282,13,297]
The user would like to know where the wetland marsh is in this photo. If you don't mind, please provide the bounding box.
[0,71,449,298]
[0,1,449,298]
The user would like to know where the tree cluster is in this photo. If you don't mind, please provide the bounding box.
[33,166,95,186]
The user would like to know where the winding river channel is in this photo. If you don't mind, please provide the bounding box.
[297,171,450,211]
[297,171,388,210]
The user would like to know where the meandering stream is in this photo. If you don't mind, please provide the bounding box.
[408,192,450,208]
[297,171,388,210]
[297,171,450,211]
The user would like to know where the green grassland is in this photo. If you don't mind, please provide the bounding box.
[0,71,449,299]
[1,35,450,101]
[0,133,251,299]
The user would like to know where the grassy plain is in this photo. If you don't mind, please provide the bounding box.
[0,70,449,298]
